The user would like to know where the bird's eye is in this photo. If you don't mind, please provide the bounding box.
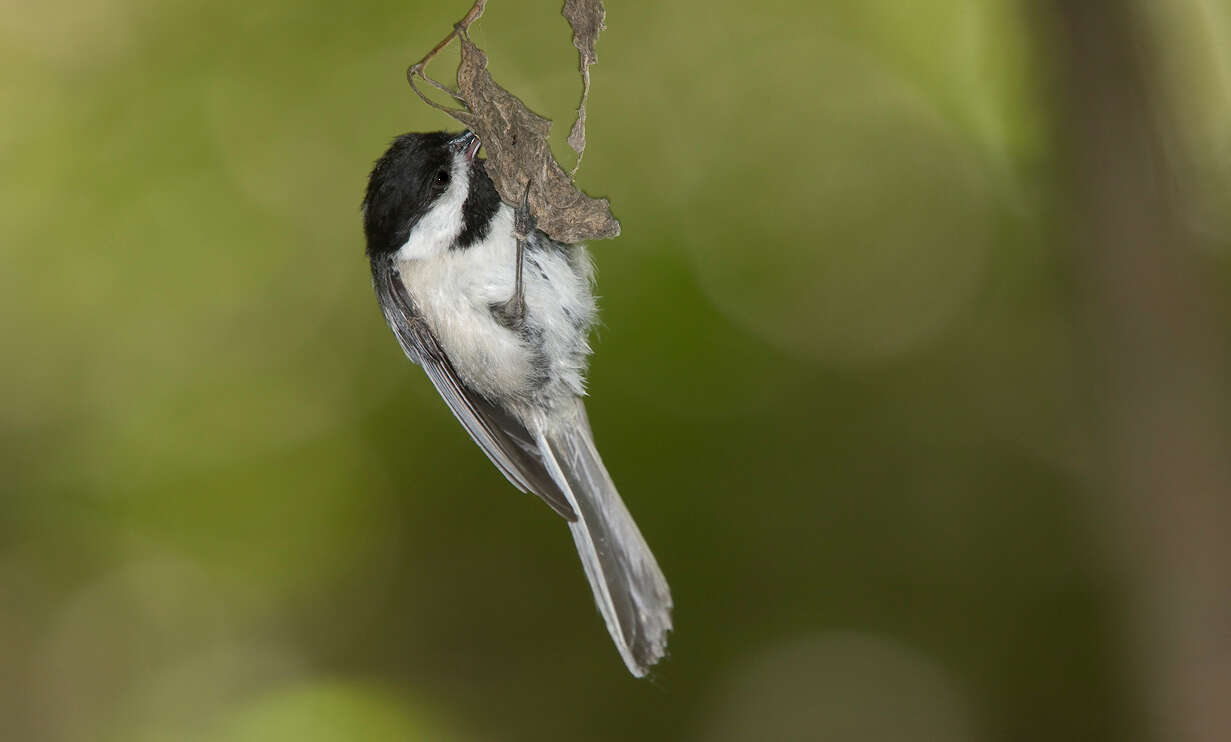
[434,170,450,188]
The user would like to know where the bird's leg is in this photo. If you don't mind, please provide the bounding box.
[493,180,534,330]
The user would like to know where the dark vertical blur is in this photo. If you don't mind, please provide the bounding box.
[1038,3,1231,742]
[1,1,1229,741]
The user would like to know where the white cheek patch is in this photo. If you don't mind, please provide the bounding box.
[395,153,471,262]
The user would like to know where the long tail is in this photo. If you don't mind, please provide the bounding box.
[534,402,673,677]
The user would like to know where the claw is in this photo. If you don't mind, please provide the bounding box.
[514,179,535,241]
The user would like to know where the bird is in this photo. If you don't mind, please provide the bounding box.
[361,130,672,676]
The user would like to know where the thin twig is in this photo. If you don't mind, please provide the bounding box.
[407,0,488,91]
[407,74,465,113]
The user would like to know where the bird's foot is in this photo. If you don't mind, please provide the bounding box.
[492,180,534,331]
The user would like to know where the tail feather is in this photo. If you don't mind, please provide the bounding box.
[535,405,673,677]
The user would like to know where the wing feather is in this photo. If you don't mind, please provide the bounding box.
[372,259,577,521]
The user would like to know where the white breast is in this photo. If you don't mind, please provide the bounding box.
[397,205,597,412]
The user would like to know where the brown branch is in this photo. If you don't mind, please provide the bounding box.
[409,0,488,77]
[405,0,488,111]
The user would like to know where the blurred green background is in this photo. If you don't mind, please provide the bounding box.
[3,1,1230,741]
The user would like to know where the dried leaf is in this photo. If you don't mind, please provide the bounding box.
[563,0,604,68]
[407,1,619,243]
[567,93,587,164]
[445,36,620,243]
[562,0,606,172]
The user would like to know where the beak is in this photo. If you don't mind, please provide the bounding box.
[451,130,481,162]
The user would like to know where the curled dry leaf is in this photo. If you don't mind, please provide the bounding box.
[448,37,619,243]
[408,0,619,244]
[563,0,607,172]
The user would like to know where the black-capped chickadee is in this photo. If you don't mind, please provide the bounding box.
[362,131,672,676]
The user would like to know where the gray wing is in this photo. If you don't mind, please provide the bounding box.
[372,259,577,521]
